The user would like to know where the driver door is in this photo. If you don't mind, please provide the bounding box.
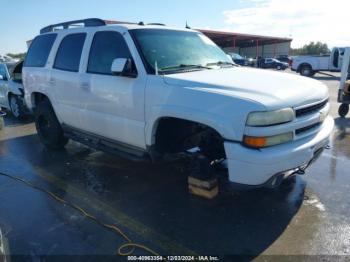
[80,30,146,149]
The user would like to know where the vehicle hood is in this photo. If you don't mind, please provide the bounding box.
[163,67,328,110]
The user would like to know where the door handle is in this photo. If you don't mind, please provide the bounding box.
[80,82,90,91]
[49,78,56,85]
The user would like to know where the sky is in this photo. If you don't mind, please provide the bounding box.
[0,0,348,54]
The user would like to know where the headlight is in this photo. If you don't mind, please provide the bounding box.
[246,108,295,127]
[244,132,294,148]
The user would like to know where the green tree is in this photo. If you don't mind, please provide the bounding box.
[6,52,27,61]
[291,42,330,56]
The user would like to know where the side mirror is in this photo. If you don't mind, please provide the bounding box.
[111,58,137,78]
[0,75,5,81]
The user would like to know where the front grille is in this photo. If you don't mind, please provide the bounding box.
[295,99,328,118]
[295,122,321,135]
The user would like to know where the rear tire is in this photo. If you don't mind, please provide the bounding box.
[300,65,314,77]
[339,104,349,118]
[35,99,68,149]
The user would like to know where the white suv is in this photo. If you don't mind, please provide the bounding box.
[23,19,334,188]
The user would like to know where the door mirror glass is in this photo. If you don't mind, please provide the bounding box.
[111,58,128,74]
[0,75,6,81]
[111,58,137,78]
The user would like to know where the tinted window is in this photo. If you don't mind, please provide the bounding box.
[24,34,57,67]
[54,33,86,72]
[88,31,131,75]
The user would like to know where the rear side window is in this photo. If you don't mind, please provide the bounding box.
[24,34,57,67]
[87,31,131,75]
[54,33,86,72]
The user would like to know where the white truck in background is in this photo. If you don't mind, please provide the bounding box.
[292,47,345,77]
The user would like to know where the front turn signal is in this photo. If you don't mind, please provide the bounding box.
[244,132,293,148]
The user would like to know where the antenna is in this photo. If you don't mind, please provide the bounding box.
[186,21,191,29]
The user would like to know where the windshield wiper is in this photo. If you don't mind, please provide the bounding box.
[206,61,237,67]
[159,64,211,72]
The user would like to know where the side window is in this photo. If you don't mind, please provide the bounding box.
[54,33,86,72]
[0,64,7,79]
[24,34,57,67]
[88,31,132,75]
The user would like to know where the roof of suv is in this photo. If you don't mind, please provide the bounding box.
[39,18,195,35]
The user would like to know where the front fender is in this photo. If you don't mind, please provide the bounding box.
[7,81,23,97]
[145,75,267,146]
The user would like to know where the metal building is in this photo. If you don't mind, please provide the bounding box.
[198,29,292,58]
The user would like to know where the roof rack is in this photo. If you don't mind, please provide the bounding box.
[39,18,138,34]
[40,18,105,34]
[148,23,166,26]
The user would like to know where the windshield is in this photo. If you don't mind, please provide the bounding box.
[131,29,232,74]
[5,63,16,78]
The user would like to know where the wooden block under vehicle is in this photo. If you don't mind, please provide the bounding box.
[188,184,219,199]
[188,176,218,199]
[188,176,218,190]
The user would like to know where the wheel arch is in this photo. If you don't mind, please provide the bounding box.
[147,112,228,147]
[297,63,313,72]
[30,92,62,120]
[30,92,51,109]
[148,116,227,161]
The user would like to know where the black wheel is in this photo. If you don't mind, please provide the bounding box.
[276,65,282,70]
[300,65,313,77]
[9,95,25,119]
[35,99,68,149]
[338,104,349,118]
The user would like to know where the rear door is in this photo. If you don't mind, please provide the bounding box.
[80,30,146,149]
[50,32,87,128]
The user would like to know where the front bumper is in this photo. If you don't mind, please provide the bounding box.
[224,116,334,187]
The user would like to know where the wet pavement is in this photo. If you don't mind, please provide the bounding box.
[0,71,349,261]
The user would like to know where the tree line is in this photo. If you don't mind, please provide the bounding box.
[290,41,330,56]
[5,52,27,60]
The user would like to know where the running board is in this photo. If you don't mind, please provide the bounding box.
[62,124,151,162]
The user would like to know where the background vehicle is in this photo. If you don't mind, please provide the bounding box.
[23,18,333,189]
[292,47,344,77]
[228,53,248,66]
[0,61,26,118]
[259,58,288,70]
[275,55,292,66]
[0,111,5,130]
[337,47,350,117]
